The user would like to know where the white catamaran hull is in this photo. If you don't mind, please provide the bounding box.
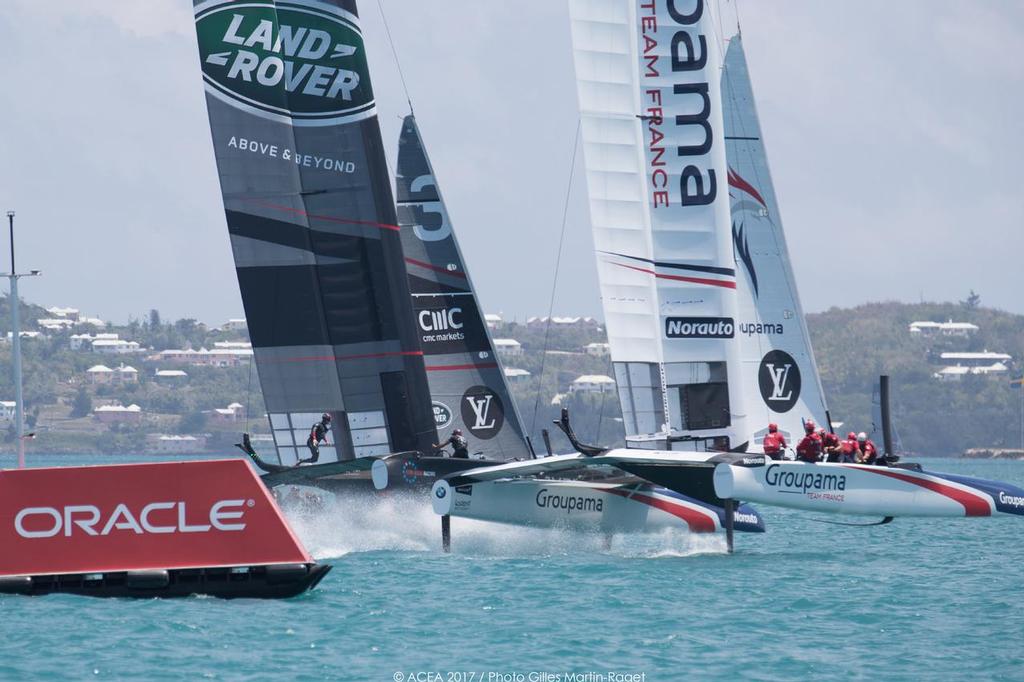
[431,479,764,534]
[714,462,1024,518]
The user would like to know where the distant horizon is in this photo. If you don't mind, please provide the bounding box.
[5,291,1018,329]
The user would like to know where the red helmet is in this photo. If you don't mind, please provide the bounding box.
[847,432,857,441]
[768,423,778,433]
[321,413,331,423]
[804,420,816,433]
[453,428,463,436]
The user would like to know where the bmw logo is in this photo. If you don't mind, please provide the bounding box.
[435,486,447,499]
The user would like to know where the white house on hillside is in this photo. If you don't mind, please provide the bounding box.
[493,339,523,358]
[46,306,80,321]
[155,369,189,384]
[939,351,1011,366]
[503,367,531,384]
[526,316,600,330]
[94,404,142,423]
[92,338,142,354]
[570,374,616,394]
[36,318,75,331]
[910,320,979,337]
[87,364,114,385]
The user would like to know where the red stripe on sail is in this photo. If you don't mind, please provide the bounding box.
[245,200,402,232]
[612,263,736,290]
[727,168,767,208]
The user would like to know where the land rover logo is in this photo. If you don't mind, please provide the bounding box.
[432,401,453,430]
[195,0,375,126]
[758,350,801,413]
[460,386,504,440]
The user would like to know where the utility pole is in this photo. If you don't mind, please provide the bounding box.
[7,211,41,468]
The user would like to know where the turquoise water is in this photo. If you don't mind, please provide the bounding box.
[1,454,1022,681]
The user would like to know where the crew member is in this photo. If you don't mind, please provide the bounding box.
[762,423,787,460]
[818,427,842,462]
[838,432,859,463]
[435,428,470,459]
[855,432,880,465]
[795,420,822,463]
[298,413,331,465]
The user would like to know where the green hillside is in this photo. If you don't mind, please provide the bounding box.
[808,301,1024,456]
[0,294,1019,458]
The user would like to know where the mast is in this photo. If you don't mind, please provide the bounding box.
[6,211,39,469]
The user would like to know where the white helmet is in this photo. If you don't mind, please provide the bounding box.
[857,432,867,442]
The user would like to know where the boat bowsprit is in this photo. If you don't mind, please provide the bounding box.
[713,460,1024,519]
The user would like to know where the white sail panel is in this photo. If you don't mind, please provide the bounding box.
[722,35,829,446]
[571,0,748,447]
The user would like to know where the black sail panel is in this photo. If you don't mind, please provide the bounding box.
[194,0,435,464]
[395,116,532,460]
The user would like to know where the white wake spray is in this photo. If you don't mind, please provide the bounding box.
[279,486,728,560]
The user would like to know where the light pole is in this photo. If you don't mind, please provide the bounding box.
[7,211,41,469]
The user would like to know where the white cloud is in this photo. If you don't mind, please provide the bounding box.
[9,0,192,38]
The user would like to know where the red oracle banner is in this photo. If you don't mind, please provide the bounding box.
[0,459,312,577]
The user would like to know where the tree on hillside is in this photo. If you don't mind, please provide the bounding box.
[70,386,92,418]
[178,410,207,434]
[961,290,981,309]
[149,309,161,329]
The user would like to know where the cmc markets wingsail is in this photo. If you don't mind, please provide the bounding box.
[193,0,1024,550]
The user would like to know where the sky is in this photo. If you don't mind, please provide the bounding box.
[0,1,1021,326]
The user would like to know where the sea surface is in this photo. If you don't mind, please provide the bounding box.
[1,454,1022,681]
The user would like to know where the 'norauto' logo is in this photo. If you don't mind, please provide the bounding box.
[195,0,374,126]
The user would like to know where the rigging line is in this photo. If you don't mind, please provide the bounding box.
[528,117,582,437]
[376,0,414,114]
[244,349,254,434]
[709,0,729,60]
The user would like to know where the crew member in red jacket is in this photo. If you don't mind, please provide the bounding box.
[762,423,787,460]
[839,432,859,463]
[818,427,842,462]
[795,420,822,463]
[856,432,880,465]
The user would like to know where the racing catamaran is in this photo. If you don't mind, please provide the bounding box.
[424,0,1024,538]
[194,0,763,541]
[194,0,1023,549]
